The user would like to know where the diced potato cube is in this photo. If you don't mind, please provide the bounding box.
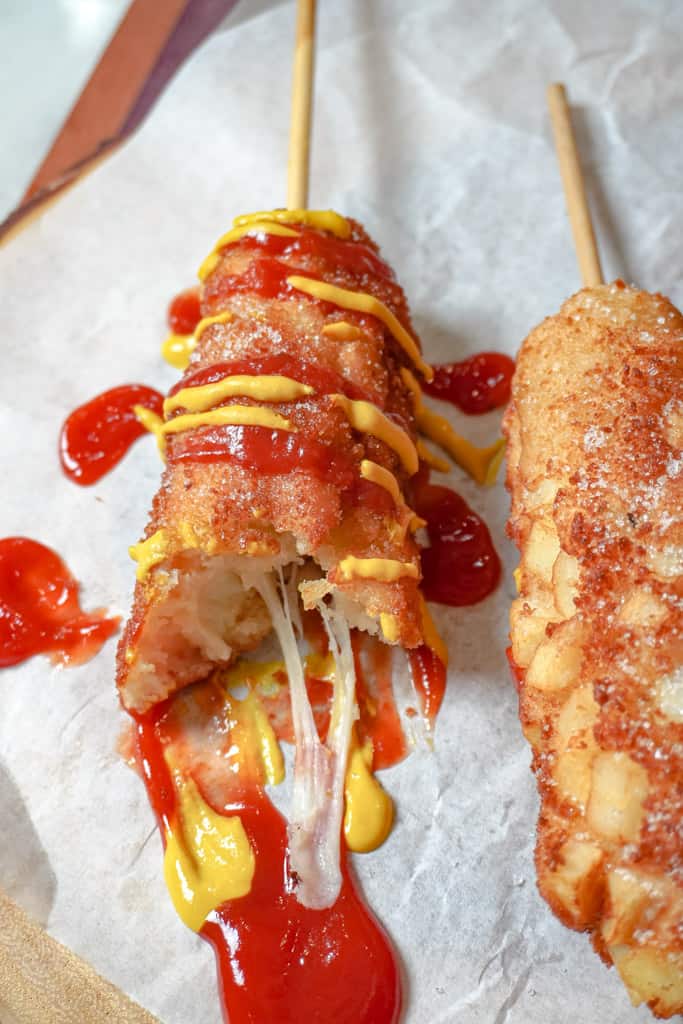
[525,477,561,510]
[510,600,548,668]
[619,589,669,628]
[552,550,579,619]
[556,684,598,750]
[523,519,561,582]
[554,748,594,807]
[525,618,584,692]
[543,838,604,927]
[586,752,649,843]
[610,945,683,1015]
[654,666,683,723]
[601,868,663,946]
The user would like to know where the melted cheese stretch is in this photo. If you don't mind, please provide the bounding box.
[234,208,351,238]
[337,555,419,582]
[161,406,294,436]
[164,374,313,415]
[331,395,418,475]
[288,275,433,381]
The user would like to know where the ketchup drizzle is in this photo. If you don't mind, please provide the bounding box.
[0,537,118,667]
[59,384,164,486]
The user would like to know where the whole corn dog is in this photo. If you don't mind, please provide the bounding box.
[504,281,682,1017]
[114,209,460,1023]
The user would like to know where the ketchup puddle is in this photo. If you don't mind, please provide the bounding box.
[423,352,514,414]
[60,384,164,486]
[0,537,118,667]
[136,703,401,1024]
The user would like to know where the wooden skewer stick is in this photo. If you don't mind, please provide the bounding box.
[0,888,160,1024]
[287,0,317,210]
[547,83,604,287]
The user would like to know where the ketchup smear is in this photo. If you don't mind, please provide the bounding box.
[414,476,501,607]
[0,537,118,667]
[423,352,514,414]
[136,706,401,1024]
[60,384,164,486]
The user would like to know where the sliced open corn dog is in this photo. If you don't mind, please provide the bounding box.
[504,281,683,1018]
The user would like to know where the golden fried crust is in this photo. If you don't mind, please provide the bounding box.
[503,282,683,1018]
[117,219,426,712]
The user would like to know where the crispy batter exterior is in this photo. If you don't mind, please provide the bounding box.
[504,282,683,1017]
[117,219,426,713]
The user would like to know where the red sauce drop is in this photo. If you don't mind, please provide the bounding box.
[168,287,201,335]
[0,537,118,668]
[59,384,164,486]
[414,482,501,606]
[134,705,401,1024]
[408,646,447,723]
[423,352,514,414]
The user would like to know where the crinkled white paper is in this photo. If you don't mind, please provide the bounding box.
[1,1,681,1021]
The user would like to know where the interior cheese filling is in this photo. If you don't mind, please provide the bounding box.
[249,569,357,910]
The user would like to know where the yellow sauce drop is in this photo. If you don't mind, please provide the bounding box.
[165,374,313,415]
[402,368,505,485]
[161,406,294,436]
[379,611,400,643]
[416,439,450,473]
[513,566,522,593]
[360,459,401,503]
[129,528,169,580]
[331,394,418,475]
[344,738,394,853]
[337,555,419,582]
[162,312,234,370]
[234,208,351,239]
[288,276,433,381]
[194,310,233,339]
[162,333,195,371]
[163,772,255,932]
[132,405,166,458]
[322,321,366,341]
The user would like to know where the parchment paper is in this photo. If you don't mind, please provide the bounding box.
[1,1,682,1021]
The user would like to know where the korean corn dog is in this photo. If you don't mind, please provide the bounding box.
[504,281,682,1017]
